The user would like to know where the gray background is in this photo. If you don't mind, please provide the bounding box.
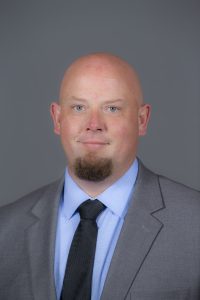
[0,0,199,206]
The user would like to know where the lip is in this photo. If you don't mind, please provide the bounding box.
[81,140,109,145]
[77,140,109,149]
[77,137,110,144]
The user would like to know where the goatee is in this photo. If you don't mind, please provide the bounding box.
[74,155,113,182]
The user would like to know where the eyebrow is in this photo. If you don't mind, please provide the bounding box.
[69,96,125,104]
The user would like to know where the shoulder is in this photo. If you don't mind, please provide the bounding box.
[158,174,200,206]
[154,169,200,214]
[138,159,200,209]
[0,177,64,220]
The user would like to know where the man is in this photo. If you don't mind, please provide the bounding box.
[0,53,200,300]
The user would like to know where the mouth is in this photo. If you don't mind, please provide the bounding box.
[82,140,108,144]
[78,140,109,149]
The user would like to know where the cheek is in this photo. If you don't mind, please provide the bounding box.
[59,121,74,151]
[110,120,139,156]
[111,119,139,140]
[60,117,79,138]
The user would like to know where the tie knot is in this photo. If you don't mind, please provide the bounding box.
[78,199,106,220]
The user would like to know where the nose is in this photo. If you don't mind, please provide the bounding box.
[86,110,106,132]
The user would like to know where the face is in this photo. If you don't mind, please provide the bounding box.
[51,61,150,182]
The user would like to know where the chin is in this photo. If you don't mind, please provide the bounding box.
[73,156,113,182]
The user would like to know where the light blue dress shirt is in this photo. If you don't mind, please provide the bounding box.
[54,159,138,300]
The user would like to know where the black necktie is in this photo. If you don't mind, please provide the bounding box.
[60,199,106,300]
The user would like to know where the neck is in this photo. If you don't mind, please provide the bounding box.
[71,177,114,198]
[68,164,133,197]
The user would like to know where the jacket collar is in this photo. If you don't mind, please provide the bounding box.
[26,177,64,300]
[101,160,165,300]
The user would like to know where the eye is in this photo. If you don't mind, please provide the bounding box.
[107,106,120,113]
[72,104,85,112]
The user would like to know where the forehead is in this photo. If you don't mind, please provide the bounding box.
[60,60,137,101]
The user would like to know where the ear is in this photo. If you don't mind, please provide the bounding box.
[50,102,61,135]
[138,104,151,136]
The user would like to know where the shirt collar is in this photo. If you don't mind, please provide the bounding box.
[62,159,138,220]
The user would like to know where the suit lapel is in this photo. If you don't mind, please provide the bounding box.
[24,161,164,300]
[26,178,64,300]
[101,162,165,300]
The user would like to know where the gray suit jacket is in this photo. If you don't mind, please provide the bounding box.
[0,161,200,300]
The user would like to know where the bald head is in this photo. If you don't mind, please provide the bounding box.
[59,52,143,105]
[51,52,151,193]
